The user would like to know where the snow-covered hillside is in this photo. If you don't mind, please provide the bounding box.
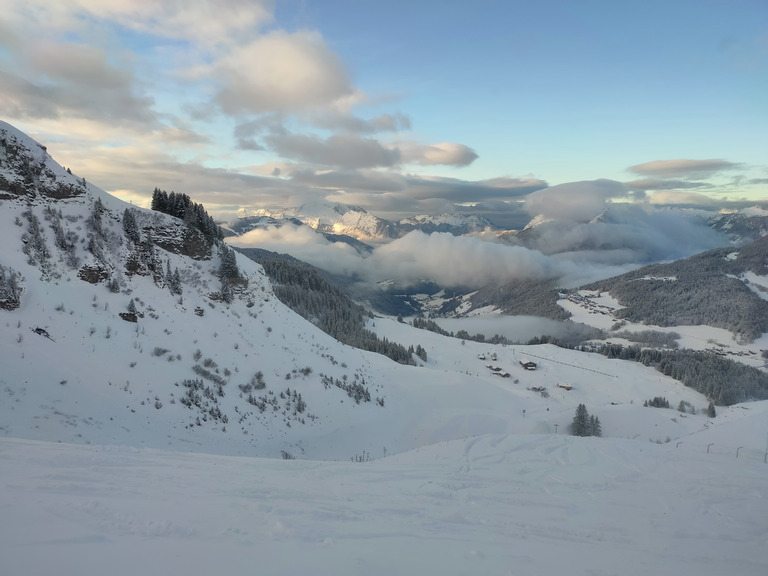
[0,120,524,460]
[2,118,767,456]
[710,205,768,243]
[2,121,768,576]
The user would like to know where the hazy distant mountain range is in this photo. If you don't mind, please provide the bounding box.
[225,202,496,250]
[222,199,768,330]
[225,199,768,255]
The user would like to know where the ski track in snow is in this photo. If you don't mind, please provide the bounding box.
[1,436,767,576]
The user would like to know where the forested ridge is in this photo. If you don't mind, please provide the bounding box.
[236,249,419,365]
[583,236,768,342]
[466,279,571,320]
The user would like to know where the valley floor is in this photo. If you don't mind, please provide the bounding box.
[1,434,766,576]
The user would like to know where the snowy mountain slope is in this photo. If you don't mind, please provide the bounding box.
[2,119,765,457]
[710,205,768,243]
[2,122,768,575]
[580,235,768,343]
[0,120,520,459]
[2,120,719,461]
[368,317,768,448]
[560,289,768,372]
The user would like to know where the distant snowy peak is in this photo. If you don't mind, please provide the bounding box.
[302,203,396,241]
[234,202,396,242]
[710,205,768,242]
[522,209,606,231]
[396,213,495,236]
[742,205,768,218]
[230,204,499,244]
[521,213,554,232]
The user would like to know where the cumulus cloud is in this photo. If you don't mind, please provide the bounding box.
[316,173,546,220]
[226,191,734,292]
[0,40,156,126]
[308,112,412,134]
[0,0,501,222]
[226,220,641,290]
[521,203,729,268]
[229,225,565,288]
[290,169,407,192]
[228,223,365,276]
[214,30,355,115]
[523,179,628,221]
[398,142,479,166]
[628,159,742,179]
[367,231,560,287]
[46,139,304,215]
[43,0,274,50]
[266,133,401,169]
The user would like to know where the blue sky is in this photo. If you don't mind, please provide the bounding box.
[1,0,766,221]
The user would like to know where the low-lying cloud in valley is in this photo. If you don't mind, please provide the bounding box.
[228,186,732,291]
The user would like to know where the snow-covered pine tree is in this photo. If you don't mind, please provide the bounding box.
[122,208,140,244]
[571,403,590,437]
[218,245,240,280]
[589,414,602,437]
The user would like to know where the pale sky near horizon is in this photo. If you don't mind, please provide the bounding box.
[1,0,766,221]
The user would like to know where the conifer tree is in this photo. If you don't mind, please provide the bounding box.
[220,277,233,304]
[122,208,140,244]
[218,245,240,279]
[572,403,590,437]
[589,415,602,437]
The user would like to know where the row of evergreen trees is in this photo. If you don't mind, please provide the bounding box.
[594,343,768,405]
[410,315,513,346]
[150,188,223,245]
[525,336,768,407]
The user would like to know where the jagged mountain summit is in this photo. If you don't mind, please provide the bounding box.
[232,201,397,242]
[396,213,494,235]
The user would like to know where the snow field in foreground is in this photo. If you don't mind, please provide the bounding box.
[1,434,767,576]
